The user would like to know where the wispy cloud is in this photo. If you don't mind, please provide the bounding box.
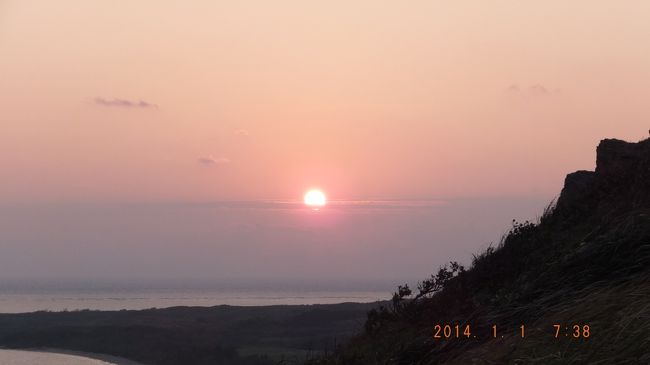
[94,97,158,109]
[197,156,231,166]
[529,84,549,95]
[234,129,250,136]
[187,199,449,211]
[505,84,559,97]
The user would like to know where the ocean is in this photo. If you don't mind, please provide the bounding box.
[0,285,389,313]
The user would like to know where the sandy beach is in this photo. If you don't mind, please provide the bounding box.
[22,348,144,365]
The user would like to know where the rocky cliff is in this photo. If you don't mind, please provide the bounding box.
[557,138,650,214]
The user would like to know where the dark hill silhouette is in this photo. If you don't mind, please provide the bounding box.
[310,137,650,364]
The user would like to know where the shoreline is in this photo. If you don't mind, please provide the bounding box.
[3,348,145,365]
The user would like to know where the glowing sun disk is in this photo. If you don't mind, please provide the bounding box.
[304,189,327,207]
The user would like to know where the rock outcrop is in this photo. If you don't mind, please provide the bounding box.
[556,137,650,214]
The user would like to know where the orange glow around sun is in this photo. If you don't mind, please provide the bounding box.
[304,189,327,208]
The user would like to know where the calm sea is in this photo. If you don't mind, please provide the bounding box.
[0,285,390,313]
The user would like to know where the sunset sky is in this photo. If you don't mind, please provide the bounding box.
[1,1,649,284]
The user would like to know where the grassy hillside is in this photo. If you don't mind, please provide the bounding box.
[310,138,650,364]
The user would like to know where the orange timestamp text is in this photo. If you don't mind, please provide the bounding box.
[432,324,591,339]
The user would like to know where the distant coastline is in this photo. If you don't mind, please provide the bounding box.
[0,302,380,365]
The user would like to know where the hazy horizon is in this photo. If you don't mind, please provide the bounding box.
[0,197,549,284]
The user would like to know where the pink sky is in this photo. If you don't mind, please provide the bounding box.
[1,1,649,203]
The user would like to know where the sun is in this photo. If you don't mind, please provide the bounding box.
[304,189,327,208]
